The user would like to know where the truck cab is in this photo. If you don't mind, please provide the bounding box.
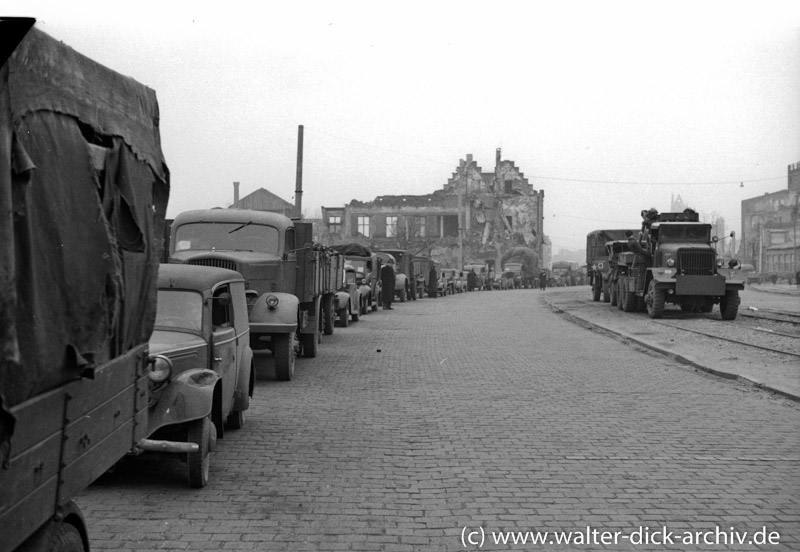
[169,209,327,381]
[621,211,744,319]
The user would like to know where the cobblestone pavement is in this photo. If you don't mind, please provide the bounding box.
[78,289,800,551]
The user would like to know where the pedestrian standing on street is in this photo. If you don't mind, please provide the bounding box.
[428,265,438,298]
[539,270,547,291]
[381,258,396,310]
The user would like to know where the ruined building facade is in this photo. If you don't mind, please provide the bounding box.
[321,149,545,269]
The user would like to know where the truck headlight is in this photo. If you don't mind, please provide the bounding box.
[716,258,724,268]
[148,355,173,383]
[265,294,280,309]
[666,258,675,267]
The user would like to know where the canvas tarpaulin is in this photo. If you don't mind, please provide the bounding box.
[0,27,170,411]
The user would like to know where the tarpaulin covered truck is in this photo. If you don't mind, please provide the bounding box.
[0,22,169,551]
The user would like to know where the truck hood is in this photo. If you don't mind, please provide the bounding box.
[170,250,282,263]
[149,329,206,355]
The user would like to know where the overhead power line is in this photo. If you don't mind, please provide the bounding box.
[307,127,787,187]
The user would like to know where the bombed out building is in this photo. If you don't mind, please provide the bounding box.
[321,149,546,269]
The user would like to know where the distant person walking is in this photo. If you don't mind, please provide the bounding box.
[381,258,396,310]
[539,270,547,291]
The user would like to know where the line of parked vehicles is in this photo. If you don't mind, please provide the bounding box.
[586,208,745,320]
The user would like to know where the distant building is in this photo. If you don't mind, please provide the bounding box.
[321,149,545,269]
[229,181,296,217]
[740,162,800,275]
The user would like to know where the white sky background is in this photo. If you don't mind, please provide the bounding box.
[10,1,800,252]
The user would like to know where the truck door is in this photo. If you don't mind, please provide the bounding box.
[211,285,237,416]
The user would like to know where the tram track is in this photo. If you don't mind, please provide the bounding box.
[559,297,800,359]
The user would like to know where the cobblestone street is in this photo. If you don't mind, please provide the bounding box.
[78,288,800,551]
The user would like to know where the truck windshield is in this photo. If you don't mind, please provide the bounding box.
[155,290,203,332]
[659,225,710,242]
[174,222,280,253]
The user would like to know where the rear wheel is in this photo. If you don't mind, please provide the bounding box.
[617,281,624,310]
[226,409,244,430]
[187,416,213,488]
[592,278,602,301]
[622,289,637,312]
[646,279,665,319]
[399,289,406,302]
[720,289,740,320]
[351,308,359,322]
[338,307,349,327]
[273,333,295,381]
[610,281,618,306]
[300,330,318,358]
[323,294,335,335]
[42,522,85,552]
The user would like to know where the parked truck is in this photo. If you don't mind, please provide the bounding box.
[618,210,745,319]
[167,210,336,381]
[586,229,637,301]
[1,23,170,551]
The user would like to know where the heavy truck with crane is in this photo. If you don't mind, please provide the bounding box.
[1,22,171,551]
[617,209,744,319]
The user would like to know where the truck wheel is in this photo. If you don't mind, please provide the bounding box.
[602,282,611,303]
[226,409,244,430]
[323,295,335,335]
[273,334,296,381]
[592,279,601,301]
[646,280,665,319]
[338,307,349,327]
[720,289,740,320]
[622,289,637,312]
[351,309,359,322]
[300,330,318,358]
[187,416,213,488]
[399,289,406,302]
[610,282,618,306]
[617,282,624,310]
[44,522,85,552]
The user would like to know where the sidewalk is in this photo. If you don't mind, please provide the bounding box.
[542,287,800,402]
[748,283,800,297]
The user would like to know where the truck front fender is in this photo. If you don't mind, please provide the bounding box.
[334,290,351,310]
[148,369,220,435]
[249,292,299,334]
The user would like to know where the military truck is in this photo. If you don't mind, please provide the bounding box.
[168,210,335,381]
[1,23,170,551]
[586,229,638,301]
[618,210,745,319]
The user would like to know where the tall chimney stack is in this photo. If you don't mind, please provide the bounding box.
[233,181,240,205]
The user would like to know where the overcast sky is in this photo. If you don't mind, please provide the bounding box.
[10,1,800,252]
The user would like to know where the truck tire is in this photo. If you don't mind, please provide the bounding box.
[351,309,359,322]
[227,409,245,430]
[399,289,406,302]
[338,306,349,327]
[646,280,665,319]
[187,416,213,488]
[592,278,601,301]
[617,281,624,310]
[622,289,637,312]
[610,281,618,306]
[273,334,296,381]
[300,330,318,358]
[44,522,85,552]
[323,294,335,335]
[602,282,611,303]
[720,289,740,320]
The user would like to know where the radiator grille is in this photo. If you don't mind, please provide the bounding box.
[677,248,715,276]
[188,258,238,272]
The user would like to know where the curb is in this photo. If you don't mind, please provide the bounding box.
[545,301,800,403]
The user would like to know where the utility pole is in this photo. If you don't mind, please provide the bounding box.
[294,124,304,219]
